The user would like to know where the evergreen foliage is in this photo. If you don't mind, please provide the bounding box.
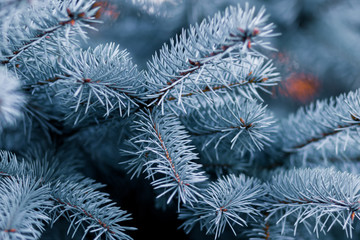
[266,168,360,238]
[0,66,24,130]
[1,0,360,239]
[0,176,52,240]
[179,174,264,238]
[124,108,207,207]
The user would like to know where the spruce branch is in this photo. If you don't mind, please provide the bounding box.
[0,151,27,178]
[2,1,358,239]
[0,0,99,65]
[0,150,135,240]
[287,129,360,167]
[142,4,280,113]
[0,66,25,132]
[18,43,143,126]
[51,178,135,240]
[0,150,79,182]
[245,220,295,240]
[0,176,52,240]
[19,54,62,94]
[123,108,207,206]
[266,168,360,238]
[0,0,34,19]
[179,174,264,239]
[181,94,277,153]
[53,43,143,125]
[279,90,360,153]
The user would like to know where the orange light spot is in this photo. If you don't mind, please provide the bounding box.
[92,2,120,20]
[279,72,320,103]
[351,212,356,221]
[247,40,251,48]
[219,207,228,212]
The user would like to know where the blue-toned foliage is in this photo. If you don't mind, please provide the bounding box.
[54,43,143,125]
[0,150,79,181]
[0,0,99,65]
[143,4,280,113]
[181,94,277,153]
[1,0,359,240]
[124,108,207,206]
[245,221,295,240]
[51,178,135,240]
[0,176,52,240]
[266,168,360,238]
[0,150,134,240]
[279,90,360,151]
[179,174,264,239]
[287,130,360,167]
[277,89,360,166]
[0,66,25,131]
[18,43,143,126]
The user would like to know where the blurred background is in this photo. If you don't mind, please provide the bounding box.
[42,0,360,239]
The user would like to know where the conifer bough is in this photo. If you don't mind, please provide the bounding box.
[1,1,359,240]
